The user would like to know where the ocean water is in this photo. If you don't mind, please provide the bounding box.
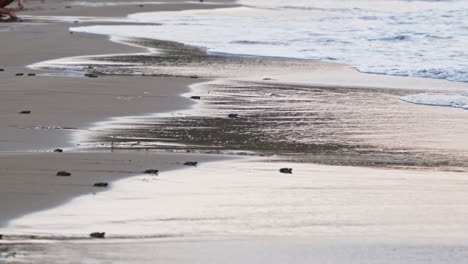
[70,0,468,83]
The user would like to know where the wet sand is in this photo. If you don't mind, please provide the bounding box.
[2,0,468,263]
[0,0,236,226]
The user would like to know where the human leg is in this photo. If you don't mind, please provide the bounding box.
[0,0,15,8]
[0,0,16,18]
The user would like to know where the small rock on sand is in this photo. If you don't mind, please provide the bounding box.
[143,169,159,174]
[90,232,105,238]
[279,168,293,174]
[93,182,109,187]
[54,149,63,153]
[19,110,31,114]
[56,171,72,176]
[183,161,198,166]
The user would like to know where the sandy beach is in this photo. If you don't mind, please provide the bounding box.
[1,0,468,263]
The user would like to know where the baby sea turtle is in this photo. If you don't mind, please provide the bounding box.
[56,171,72,176]
[279,168,292,174]
[183,161,198,166]
[89,232,105,238]
[143,169,159,174]
[93,182,109,187]
[84,73,98,78]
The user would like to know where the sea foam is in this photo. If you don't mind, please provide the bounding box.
[401,93,468,110]
[70,0,468,84]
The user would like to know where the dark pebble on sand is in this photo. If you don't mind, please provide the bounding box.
[228,113,238,119]
[84,73,98,78]
[54,149,63,153]
[15,73,24,76]
[183,161,198,166]
[143,169,159,174]
[279,168,293,174]
[56,171,72,176]
[19,110,31,114]
[90,232,105,238]
[190,96,201,100]
[93,182,109,187]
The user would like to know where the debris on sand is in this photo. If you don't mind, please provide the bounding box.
[183,161,198,166]
[143,169,159,174]
[18,110,31,114]
[56,171,72,176]
[280,168,293,174]
[93,182,109,187]
[89,232,105,238]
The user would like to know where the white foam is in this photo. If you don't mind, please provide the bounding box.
[68,0,468,83]
[401,93,468,110]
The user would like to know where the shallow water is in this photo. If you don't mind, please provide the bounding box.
[6,239,468,264]
[69,0,468,84]
[3,159,468,242]
[76,78,468,169]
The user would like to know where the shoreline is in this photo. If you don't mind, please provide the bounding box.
[2,1,468,262]
[1,0,467,225]
[50,36,467,170]
[0,0,238,227]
